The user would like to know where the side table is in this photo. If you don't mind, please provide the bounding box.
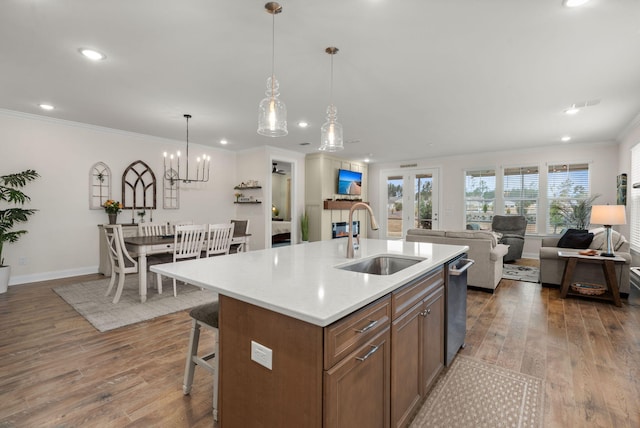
[558,251,625,307]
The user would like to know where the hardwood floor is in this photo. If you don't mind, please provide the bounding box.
[1,263,639,427]
[0,274,217,428]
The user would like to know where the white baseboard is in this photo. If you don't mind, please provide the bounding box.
[8,266,99,286]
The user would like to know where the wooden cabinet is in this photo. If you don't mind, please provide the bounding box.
[421,288,445,392]
[391,267,445,428]
[324,328,391,428]
[324,296,391,428]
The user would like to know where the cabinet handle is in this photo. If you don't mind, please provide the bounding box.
[355,320,378,333]
[420,308,431,317]
[355,345,380,362]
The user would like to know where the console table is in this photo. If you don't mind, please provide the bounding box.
[558,251,625,307]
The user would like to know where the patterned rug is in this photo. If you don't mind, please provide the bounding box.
[53,274,217,332]
[410,356,545,428]
[502,264,540,283]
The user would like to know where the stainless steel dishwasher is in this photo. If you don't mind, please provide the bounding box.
[446,254,474,366]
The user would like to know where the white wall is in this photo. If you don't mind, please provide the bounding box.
[368,141,620,258]
[0,111,236,285]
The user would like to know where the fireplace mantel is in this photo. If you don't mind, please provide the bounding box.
[323,200,369,210]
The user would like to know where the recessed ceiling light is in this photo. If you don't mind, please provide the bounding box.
[364,158,370,163]
[563,0,589,7]
[561,135,571,142]
[220,139,228,145]
[79,48,106,61]
[564,107,580,115]
[298,121,309,128]
[39,104,54,111]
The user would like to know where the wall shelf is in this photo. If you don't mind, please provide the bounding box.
[323,200,368,210]
[234,186,262,190]
[235,201,262,204]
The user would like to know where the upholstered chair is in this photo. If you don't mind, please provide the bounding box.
[491,215,527,262]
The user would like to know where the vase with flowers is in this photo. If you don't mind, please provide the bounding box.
[103,199,123,224]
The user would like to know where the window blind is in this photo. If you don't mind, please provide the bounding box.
[630,145,640,252]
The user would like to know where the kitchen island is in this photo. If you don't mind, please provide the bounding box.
[152,238,467,427]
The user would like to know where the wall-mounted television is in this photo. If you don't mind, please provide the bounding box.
[337,169,362,195]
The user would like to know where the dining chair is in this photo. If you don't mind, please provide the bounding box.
[183,301,220,421]
[138,222,167,237]
[168,220,193,235]
[230,219,250,253]
[103,224,139,304]
[205,223,235,257]
[156,224,207,297]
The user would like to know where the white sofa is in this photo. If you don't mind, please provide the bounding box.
[405,229,509,292]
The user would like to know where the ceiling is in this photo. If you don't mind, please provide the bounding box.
[3,0,640,163]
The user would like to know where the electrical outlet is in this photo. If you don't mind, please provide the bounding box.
[250,340,273,370]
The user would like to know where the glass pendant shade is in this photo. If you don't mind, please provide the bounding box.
[319,104,343,151]
[258,76,288,137]
[320,47,344,151]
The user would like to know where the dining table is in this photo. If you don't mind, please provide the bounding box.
[124,235,175,303]
[124,232,253,303]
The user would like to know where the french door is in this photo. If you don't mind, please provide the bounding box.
[383,168,439,239]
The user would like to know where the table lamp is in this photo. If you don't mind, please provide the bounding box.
[590,205,627,257]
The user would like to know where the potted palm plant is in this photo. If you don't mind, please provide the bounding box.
[0,170,39,293]
[552,194,600,231]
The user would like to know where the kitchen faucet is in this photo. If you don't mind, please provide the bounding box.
[346,202,379,258]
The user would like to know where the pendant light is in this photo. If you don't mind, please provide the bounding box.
[163,114,210,184]
[257,2,287,137]
[319,47,344,152]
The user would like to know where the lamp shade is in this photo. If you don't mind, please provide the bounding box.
[590,205,626,226]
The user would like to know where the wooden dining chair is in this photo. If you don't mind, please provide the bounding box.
[138,222,167,237]
[168,220,193,235]
[156,224,207,297]
[103,224,138,303]
[205,223,235,257]
[230,219,250,253]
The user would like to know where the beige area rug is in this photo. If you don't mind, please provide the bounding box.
[502,264,540,283]
[410,356,545,428]
[53,275,217,332]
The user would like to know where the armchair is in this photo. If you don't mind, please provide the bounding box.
[491,215,527,262]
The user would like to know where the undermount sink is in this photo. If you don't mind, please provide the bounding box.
[337,254,425,276]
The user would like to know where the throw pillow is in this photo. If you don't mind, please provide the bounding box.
[557,229,594,249]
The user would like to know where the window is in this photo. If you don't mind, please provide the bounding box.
[547,162,590,234]
[503,166,539,233]
[465,169,495,230]
[630,145,640,253]
[414,173,433,229]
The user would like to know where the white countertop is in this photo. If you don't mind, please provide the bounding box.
[151,238,468,327]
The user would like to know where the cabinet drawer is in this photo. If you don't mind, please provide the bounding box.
[324,296,391,370]
[391,266,444,320]
[149,243,174,252]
